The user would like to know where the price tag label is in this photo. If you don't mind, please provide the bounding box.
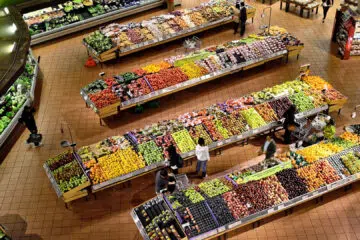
[231,65,238,70]
[302,195,309,200]
[217,142,224,147]
[158,37,164,41]
[225,139,231,144]
[278,204,284,210]
[217,226,226,233]
[228,220,242,229]
[356,173,360,179]
[237,135,243,140]
[268,208,275,214]
[253,129,259,134]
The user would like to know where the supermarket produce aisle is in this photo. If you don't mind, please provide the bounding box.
[1,1,360,240]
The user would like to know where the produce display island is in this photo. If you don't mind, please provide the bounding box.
[0,51,39,148]
[23,0,166,45]
[44,72,347,202]
[80,26,304,123]
[82,1,256,62]
[131,137,360,240]
[280,0,320,18]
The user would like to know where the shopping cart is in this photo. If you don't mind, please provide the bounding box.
[291,113,329,146]
[183,36,201,53]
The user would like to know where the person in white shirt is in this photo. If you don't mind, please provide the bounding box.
[195,138,210,178]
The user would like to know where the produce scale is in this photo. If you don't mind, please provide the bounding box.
[23,0,166,45]
[80,26,304,124]
[0,51,39,148]
[43,72,348,203]
[131,138,360,240]
[82,1,256,62]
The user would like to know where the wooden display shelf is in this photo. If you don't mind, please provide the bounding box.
[132,146,360,240]
[62,180,91,200]
[83,49,289,123]
[280,0,320,18]
[287,45,304,59]
[87,18,236,63]
[30,0,166,45]
[89,105,328,195]
[63,189,89,203]
[97,102,120,119]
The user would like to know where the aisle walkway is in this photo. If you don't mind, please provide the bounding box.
[0,0,360,239]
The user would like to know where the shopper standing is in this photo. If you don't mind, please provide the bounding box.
[195,138,210,179]
[283,104,296,144]
[322,0,331,23]
[19,106,42,147]
[166,172,177,194]
[155,169,168,194]
[240,2,247,36]
[167,144,183,174]
[232,3,240,34]
[260,136,277,160]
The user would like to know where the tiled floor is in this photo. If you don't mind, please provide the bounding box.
[0,0,360,239]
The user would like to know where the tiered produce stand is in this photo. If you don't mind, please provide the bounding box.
[332,8,360,59]
[81,27,304,123]
[23,0,167,45]
[43,151,91,203]
[82,1,256,62]
[45,72,348,202]
[0,51,39,148]
[132,135,360,240]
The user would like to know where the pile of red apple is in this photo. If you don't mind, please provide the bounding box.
[222,191,249,219]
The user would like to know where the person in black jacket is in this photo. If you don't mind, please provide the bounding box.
[283,104,296,144]
[19,106,37,133]
[19,106,42,147]
[260,136,277,159]
[240,2,247,36]
[167,145,182,174]
[322,0,332,22]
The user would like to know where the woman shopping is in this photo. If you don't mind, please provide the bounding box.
[167,144,183,174]
[195,138,210,179]
[322,0,332,23]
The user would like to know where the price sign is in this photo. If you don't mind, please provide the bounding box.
[253,129,259,134]
[302,195,309,200]
[217,226,226,233]
[237,135,243,140]
[278,204,284,210]
[158,37,164,41]
[268,208,275,214]
[217,141,224,147]
[225,139,231,144]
